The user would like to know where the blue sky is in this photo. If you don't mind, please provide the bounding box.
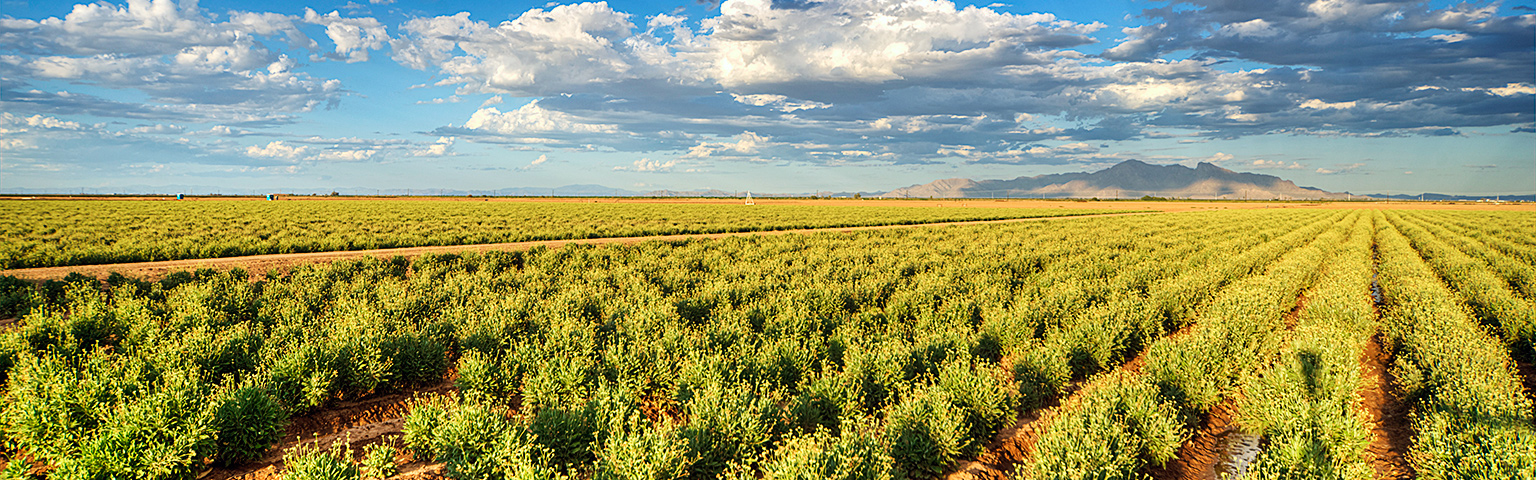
[1,0,1531,195]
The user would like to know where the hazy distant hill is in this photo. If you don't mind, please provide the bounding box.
[1368,193,1536,202]
[882,160,1361,200]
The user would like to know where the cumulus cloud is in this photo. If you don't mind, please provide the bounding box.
[246,141,308,159]
[7,0,1533,172]
[303,9,389,63]
[1316,162,1365,175]
[518,154,549,170]
[614,157,678,172]
[0,0,383,125]
[412,137,456,157]
[1250,159,1306,170]
[386,0,1529,167]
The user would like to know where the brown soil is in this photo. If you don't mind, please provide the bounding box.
[1359,333,1415,479]
[0,211,1158,282]
[1516,357,1536,406]
[203,381,457,480]
[1145,399,1246,480]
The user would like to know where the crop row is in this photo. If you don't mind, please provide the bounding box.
[1374,214,1536,476]
[1233,211,1376,477]
[0,200,1130,269]
[1385,212,1536,360]
[0,209,1336,480]
[1019,211,1353,478]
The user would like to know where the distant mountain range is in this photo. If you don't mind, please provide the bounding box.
[883,160,1365,200]
[4,162,1529,201]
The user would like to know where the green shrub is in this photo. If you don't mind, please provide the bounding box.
[882,388,963,480]
[681,384,774,479]
[360,441,399,480]
[400,395,550,480]
[530,402,598,470]
[935,358,1017,456]
[753,427,891,480]
[594,419,692,480]
[282,442,359,480]
[211,384,287,466]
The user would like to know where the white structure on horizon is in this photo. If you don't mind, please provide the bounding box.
[745,191,754,206]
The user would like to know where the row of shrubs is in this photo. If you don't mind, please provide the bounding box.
[0,200,1124,269]
[0,209,1338,479]
[1018,211,1355,478]
[1375,215,1536,477]
[1234,211,1377,477]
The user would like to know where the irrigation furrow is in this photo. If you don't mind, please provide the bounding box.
[1212,212,1378,478]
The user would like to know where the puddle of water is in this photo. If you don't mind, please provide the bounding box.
[1215,431,1264,479]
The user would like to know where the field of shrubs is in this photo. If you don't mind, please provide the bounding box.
[0,200,1123,269]
[0,207,1533,479]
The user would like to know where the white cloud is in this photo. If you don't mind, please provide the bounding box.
[246,140,308,159]
[311,148,377,161]
[462,101,620,135]
[683,131,770,159]
[1250,159,1306,170]
[124,124,184,134]
[614,157,676,172]
[411,137,456,157]
[1299,99,1358,110]
[1316,162,1365,175]
[303,9,389,63]
[0,113,85,133]
[518,154,549,170]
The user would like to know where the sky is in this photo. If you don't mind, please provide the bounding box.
[0,0,1532,195]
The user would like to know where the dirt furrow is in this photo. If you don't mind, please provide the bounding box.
[1359,333,1415,480]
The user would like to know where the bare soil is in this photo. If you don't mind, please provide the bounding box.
[1144,399,1249,480]
[1359,333,1415,480]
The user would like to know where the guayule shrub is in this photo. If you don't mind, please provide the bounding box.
[530,401,598,470]
[401,395,552,480]
[281,442,359,480]
[594,418,691,480]
[750,427,890,480]
[211,384,286,466]
[882,388,963,480]
[454,350,514,401]
[935,358,1018,456]
[360,440,399,480]
[681,384,775,479]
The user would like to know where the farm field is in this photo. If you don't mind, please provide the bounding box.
[0,205,1533,480]
[0,199,1136,270]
